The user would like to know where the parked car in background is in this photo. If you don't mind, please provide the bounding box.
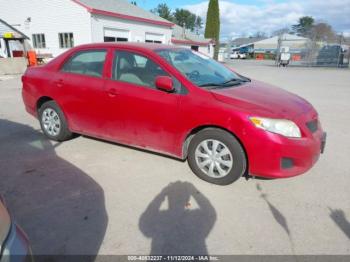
[0,196,32,261]
[22,43,326,185]
[230,51,239,59]
[317,45,345,66]
[238,52,247,59]
[230,51,246,59]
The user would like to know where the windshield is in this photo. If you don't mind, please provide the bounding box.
[156,49,249,88]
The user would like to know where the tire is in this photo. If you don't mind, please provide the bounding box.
[38,101,73,141]
[187,128,247,185]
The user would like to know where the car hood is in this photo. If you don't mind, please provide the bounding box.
[0,198,11,251]
[210,80,313,119]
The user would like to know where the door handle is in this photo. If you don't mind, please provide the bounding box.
[54,79,64,88]
[107,88,118,97]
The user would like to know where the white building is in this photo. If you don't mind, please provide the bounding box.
[0,19,29,58]
[0,0,213,57]
[171,25,214,57]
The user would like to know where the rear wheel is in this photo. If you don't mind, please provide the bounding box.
[187,128,247,185]
[38,101,73,141]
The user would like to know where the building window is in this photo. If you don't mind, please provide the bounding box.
[104,28,129,42]
[145,40,162,44]
[145,33,164,44]
[32,34,46,48]
[104,36,128,42]
[191,46,199,51]
[59,33,74,48]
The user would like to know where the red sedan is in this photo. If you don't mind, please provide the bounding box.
[22,43,326,185]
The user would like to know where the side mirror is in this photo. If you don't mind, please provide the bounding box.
[155,76,174,93]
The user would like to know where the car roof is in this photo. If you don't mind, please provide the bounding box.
[44,42,188,69]
[74,42,182,52]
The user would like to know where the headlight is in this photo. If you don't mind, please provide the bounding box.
[0,198,11,252]
[249,117,301,138]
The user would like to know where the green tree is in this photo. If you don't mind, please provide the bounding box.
[292,16,314,37]
[204,0,220,60]
[173,9,197,31]
[151,3,174,22]
[130,1,137,5]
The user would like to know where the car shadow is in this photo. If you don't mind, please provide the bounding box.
[329,208,350,240]
[139,181,216,255]
[0,119,108,260]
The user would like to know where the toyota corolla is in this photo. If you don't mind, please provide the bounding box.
[22,43,326,185]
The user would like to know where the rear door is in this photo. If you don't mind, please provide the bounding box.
[103,49,181,154]
[53,48,111,136]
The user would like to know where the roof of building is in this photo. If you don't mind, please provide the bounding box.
[171,25,212,46]
[73,0,174,27]
[231,34,309,48]
[0,19,29,39]
[254,33,308,45]
[231,36,267,47]
[67,42,189,52]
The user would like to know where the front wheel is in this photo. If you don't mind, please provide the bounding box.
[38,101,73,141]
[187,128,247,185]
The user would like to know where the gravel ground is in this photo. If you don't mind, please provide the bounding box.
[0,60,349,257]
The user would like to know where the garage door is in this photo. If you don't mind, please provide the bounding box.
[145,33,164,44]
[104,28,129,42]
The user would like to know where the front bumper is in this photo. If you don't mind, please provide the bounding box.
[0,223,32,262]
[244,117,326,179]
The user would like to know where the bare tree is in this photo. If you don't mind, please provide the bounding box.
[272,28,290,37]
[252,31,267,38]
[311,22,337,42]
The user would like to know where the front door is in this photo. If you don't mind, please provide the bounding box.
[104,50,181,154]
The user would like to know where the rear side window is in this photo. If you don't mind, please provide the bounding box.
[62,50,107,78]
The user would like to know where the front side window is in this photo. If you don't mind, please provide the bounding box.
[62,50,107,78]
[112,51,168,88]
[156,49,248,88]
[32,34,46,48]
[59,33,74,48]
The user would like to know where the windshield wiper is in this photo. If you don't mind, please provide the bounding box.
[199,82,225,87]
[220,78,249,85]
[199,78,248,88]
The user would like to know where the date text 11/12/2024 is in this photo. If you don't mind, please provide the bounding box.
[127,255,219,261]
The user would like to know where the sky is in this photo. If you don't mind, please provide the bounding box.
[136,0,350,40]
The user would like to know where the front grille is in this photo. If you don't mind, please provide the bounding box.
[306,119,318,133]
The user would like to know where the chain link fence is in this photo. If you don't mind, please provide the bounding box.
[275,35,350,68]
